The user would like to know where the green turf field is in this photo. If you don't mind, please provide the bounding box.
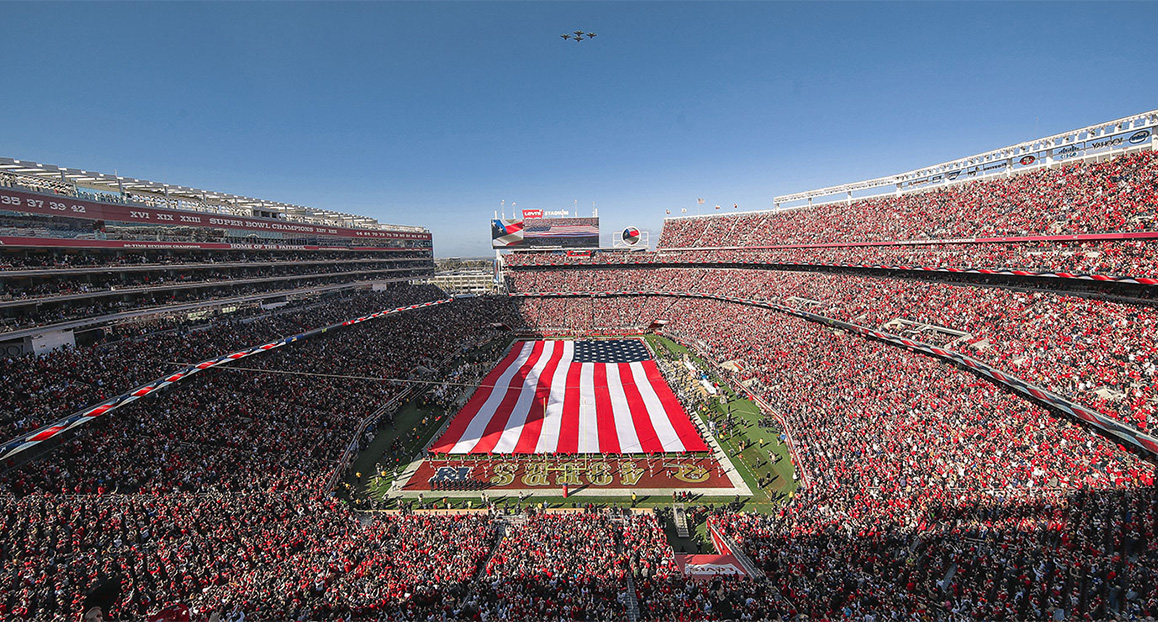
[645,335,800,514]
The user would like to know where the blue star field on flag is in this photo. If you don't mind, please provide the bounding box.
[572,339,652,364]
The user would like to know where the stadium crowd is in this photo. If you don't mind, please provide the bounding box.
[658,150,1158,248]
[499,291,1158,620]
[640,295,1156,620]
[1,290,520,470]
[0,495,499,621]
[5,149,1158,621]
[506,238,1158,281]
[508,267,1158,432]
[0,287,528,620]
[3,283,1157,620]
[0,287,459,440]
[511,151,1158,279]
[477,511,629,620]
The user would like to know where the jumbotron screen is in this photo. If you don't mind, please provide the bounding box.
[491,217,599,248]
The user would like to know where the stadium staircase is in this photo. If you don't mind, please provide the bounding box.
[623,572,641,622]
[611,519,642,622]
[474,516,521,580]
[672,503,690,538]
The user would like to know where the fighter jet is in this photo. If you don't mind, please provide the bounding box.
[561,31,597,42]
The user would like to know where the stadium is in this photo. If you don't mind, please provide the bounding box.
[5,4,1158,621]
[4,108,1158,621]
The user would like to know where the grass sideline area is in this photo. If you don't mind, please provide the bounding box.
[646,335,800,513]
[345,334,800,543]
[341,336,514,498]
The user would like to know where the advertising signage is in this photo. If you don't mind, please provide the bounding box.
[894,128,1152,192]
[1053,129,1152,162]
[0,187,431,241]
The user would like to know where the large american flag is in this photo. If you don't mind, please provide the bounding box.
[430,339,709,454]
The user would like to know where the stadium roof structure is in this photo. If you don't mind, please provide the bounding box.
[768,109,1158,209]
[0,156,426,233]
[664,109,1157,219]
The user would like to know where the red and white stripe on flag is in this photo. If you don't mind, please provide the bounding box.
[430,340,709,454]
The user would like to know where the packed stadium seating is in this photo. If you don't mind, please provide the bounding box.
[10,281,1154,619]
[658,151,1158,248]
[510,151,1158,280]
[507,239,1158,282]
[575,295,1156,619]
[0,495,498,620]
[507,267,1158,432]
[493,149,1158,620]
[5,146,1158,621]
[1,287,432,439]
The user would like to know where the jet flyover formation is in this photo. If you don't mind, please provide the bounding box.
[561,30,597,42]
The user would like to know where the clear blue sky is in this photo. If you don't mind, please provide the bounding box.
[3,2,1157,256]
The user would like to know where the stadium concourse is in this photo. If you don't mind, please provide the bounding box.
[2,119,1158,622]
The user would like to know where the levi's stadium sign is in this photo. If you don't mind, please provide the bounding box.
[519,209,571,219]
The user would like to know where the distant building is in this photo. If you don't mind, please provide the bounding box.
[426,269,496,295]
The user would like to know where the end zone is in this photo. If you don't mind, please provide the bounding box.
[396,454,746,497]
